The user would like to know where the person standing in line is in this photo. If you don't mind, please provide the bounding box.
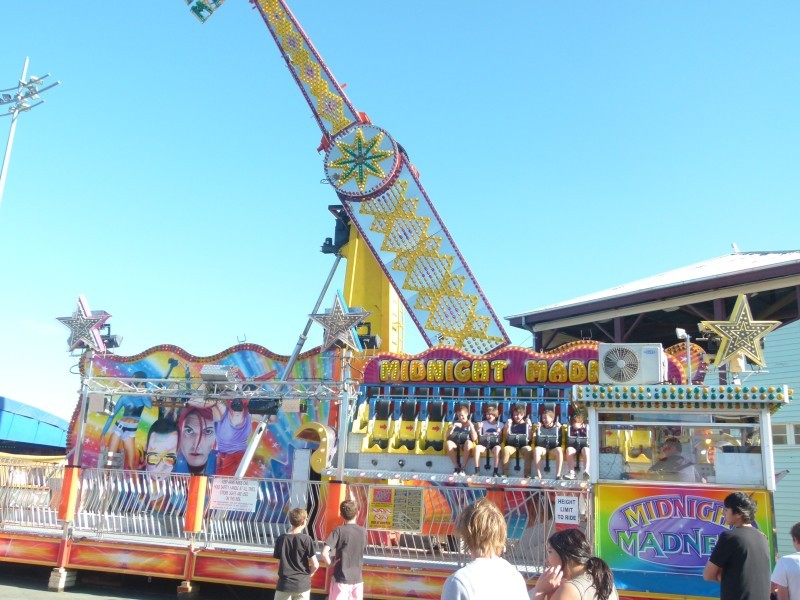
[273,507,319,600]
[322,499,367,600]
[441,497,528,600]
[772,522,800,600]
[530,528,618,600]
[703,491,771,600]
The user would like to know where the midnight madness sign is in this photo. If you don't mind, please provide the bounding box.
[364,344,602,386]
[596,484,774,596]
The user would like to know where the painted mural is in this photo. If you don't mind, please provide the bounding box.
[67,344,339,481]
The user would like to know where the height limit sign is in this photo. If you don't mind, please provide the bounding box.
[555,495,580,528]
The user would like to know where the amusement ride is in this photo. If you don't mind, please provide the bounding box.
[0,2,793,600]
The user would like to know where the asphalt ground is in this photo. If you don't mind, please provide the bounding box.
[0,563,300,599]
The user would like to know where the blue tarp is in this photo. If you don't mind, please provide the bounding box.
[0,397,68,449]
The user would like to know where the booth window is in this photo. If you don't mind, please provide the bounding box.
[597,411,764,486]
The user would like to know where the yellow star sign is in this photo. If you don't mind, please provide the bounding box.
[701,294,780,368]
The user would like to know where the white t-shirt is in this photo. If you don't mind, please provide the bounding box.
[772,552,800,599]
[441,556,529,600]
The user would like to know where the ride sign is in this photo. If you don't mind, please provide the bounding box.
[555,495,580,528]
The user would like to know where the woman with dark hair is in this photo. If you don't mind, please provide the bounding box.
[531,529,618,600]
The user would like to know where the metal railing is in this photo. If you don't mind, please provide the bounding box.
[343,482,591,574]
[1,462,592,576]
[0,458,64,532]
[74,468,190,542]
[201,477,324,548]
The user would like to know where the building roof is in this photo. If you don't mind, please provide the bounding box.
[0,397,69,450]
[507,250,800,351]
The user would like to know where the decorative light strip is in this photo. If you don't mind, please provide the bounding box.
[573,384,792,411]
[322,467,589,489]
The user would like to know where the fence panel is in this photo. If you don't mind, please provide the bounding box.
[342,482,592,574]
[73,468,190,542]
[0,459,64,532]
[202,477,325,550]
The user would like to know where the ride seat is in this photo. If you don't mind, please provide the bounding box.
[393,401,419,452]
[419,401,447,454]
[364,399,393,452]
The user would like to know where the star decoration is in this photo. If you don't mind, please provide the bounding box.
[701,294,780,368]
[56,295,110,352]
[327,127,394,192]
[310,293,371,352]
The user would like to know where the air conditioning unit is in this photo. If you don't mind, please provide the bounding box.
[598,343,667,385]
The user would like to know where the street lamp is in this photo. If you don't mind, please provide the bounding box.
[0,57,60,209]
[675,327,692,383]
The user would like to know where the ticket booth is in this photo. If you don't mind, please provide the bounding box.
[575,383,789,599]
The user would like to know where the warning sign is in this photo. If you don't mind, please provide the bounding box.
[554,495,580,527]
[209,479,259,512]
[366,486,424,532]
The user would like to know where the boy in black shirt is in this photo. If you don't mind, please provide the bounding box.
[273,507,319,600]
[322,499,367,600]
[703,492,771,600]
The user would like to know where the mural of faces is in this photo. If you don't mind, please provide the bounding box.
[179,407,216,473]
[145,428,179,475]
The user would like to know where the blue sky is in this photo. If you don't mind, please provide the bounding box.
[1,1,797,420]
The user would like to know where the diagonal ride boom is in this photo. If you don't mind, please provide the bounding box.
[194,0,511,354]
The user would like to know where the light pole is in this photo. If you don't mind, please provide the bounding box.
[0,57,60,209]
[675,327,692,383]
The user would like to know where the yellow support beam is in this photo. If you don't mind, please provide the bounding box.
[340,224,405,354]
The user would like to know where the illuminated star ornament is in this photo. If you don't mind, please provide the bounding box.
[310,293,370,352]
[701,294,780,368]
[326,127,394,192]
[56,295,110,352]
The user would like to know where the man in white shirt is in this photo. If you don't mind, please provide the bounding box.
[772,522,800,600]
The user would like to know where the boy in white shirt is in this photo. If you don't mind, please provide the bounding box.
[772,522,800,600]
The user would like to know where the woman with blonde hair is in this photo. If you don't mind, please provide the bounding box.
[531,529,618,600]
[441,497,528,600]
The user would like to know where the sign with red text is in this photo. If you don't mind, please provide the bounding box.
[367,486,424,532]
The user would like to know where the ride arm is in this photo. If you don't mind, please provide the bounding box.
[251,0,509,354]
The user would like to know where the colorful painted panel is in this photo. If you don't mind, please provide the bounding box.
[595,483,774,598]
[192,553,277,587]
[0,535,59,565]
[69,344,337,481]
[363,566,453,600]
[68,542,188,577]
